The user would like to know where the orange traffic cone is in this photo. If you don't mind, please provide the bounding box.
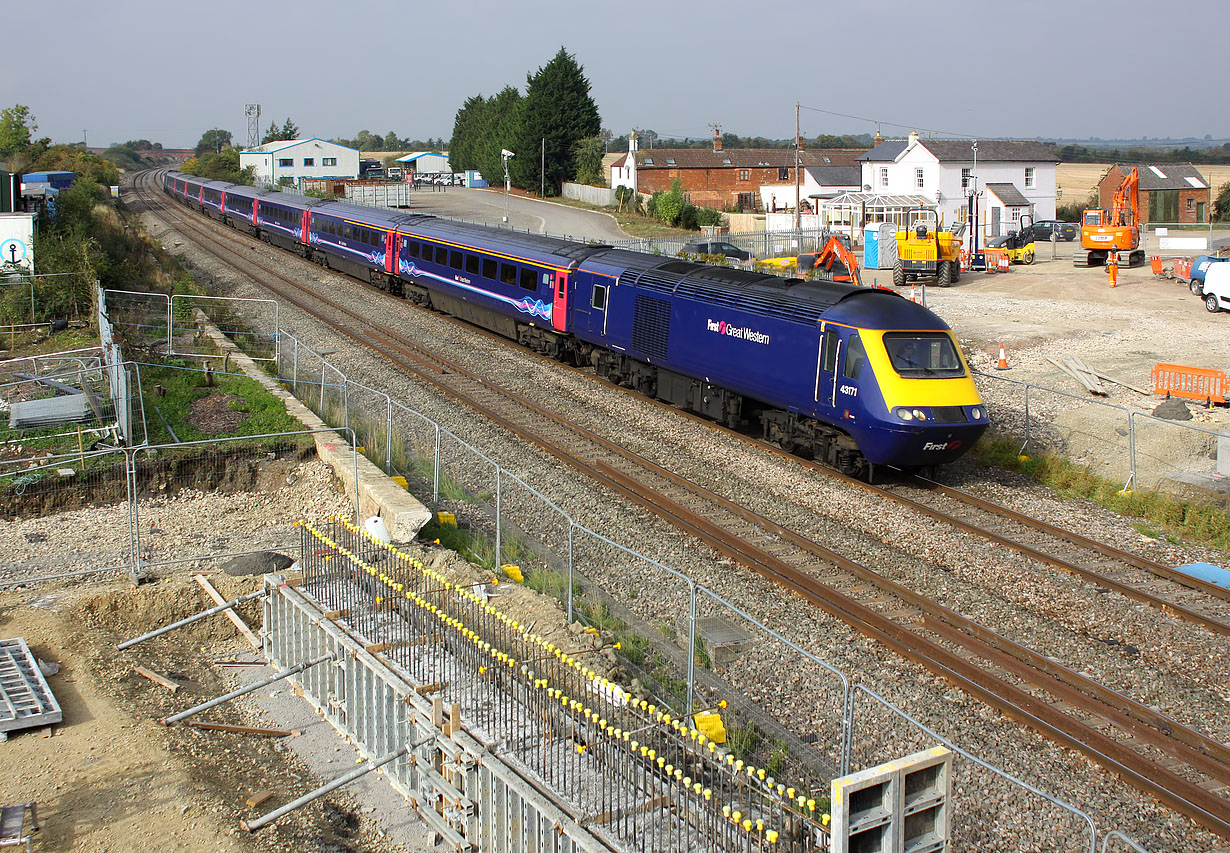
[998,253,1009,273]
[994,343,1010,370]
[909,283,918,303]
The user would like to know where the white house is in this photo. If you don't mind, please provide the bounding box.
[858,134,1059,241]
[759,165,861,213]
[240,138,359,188]
[395,151,450,175]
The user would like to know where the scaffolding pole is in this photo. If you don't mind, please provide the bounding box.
[161,652,334,726]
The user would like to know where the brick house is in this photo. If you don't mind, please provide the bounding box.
[1099,164,1210,225]
[610,131,864,212]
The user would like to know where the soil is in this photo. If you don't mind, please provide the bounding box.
[0,574,398,852]
[187,392,249,435]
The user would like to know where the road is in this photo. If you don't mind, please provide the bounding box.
[403,186,629,244]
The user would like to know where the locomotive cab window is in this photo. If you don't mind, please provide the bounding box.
[591,284,607,310]
[843,333,867,380]
[821,330,839,373]
[883,333,963,377]
[519,267,538,290]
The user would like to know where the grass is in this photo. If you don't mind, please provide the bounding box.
[974,434,1230,552]
[141,359,303,444]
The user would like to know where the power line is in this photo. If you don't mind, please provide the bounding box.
[798,104,978,140]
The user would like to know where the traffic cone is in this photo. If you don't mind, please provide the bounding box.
[998,253,1009,273]
[909,283,917,303]
[994,343,1010,370]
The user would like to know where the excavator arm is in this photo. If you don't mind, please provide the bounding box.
[1110,167,1139,228]
[812,236,862,288]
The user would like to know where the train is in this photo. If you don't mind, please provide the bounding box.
[163,171,988,477]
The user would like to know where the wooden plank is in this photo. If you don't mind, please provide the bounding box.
[414,682,445,695]
[1041,354,1086,388]
[1089,369,1151,395]
[1070,356,1107,393]
[134,665,180,693]
[194,574,261,648]
[245,790,275,809]
[188,721,298,737]
[1063,357,1103,394]
[322,609,351,620]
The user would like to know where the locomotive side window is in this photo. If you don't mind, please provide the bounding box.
[821,330,839,372]
[843,333,866,380]
[883,333,963,377]
[591,284,607,310]
[482,258,497,280]
[500,263,518,286]
[519,267,538,290]
[466,254,480,274]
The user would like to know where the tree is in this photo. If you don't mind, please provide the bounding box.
[509,48,601,195]
[182,148,253,185]
[0,104,36,159]
[1215,182,1230,222]
[261,118,299,145]
[572,136,604,186]
[195,128,232,155]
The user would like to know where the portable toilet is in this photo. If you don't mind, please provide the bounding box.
[864,222,898,270]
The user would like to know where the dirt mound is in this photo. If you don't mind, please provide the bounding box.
[187,392,249,434]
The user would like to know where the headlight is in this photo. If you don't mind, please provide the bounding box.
[895,409,914,421]
[971,407,983,420]
[912,409,927,421]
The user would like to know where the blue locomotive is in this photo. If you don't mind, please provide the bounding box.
[165,172,988,476]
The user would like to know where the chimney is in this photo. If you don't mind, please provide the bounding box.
[629,130,638,154]
[873,129,883,145]
[713,128,722,153]
[908,130,919,148]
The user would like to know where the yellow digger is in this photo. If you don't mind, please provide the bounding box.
[986,214,1037,265]
[893,208,965,287]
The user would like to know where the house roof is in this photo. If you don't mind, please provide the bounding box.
[395,151,449,163]
[242,138,358,154]
[1117,163,1209,191]
[858,139,1059,164]
[805,165,861,187]
[815,191,933,208]
[986,183,1031,206]
[632,148,863,169]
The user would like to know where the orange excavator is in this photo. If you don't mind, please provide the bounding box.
[1076,167,1144,268]
[799,236,863,287]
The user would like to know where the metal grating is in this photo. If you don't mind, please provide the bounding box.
[0,638,62,734]
[631,294,671,360]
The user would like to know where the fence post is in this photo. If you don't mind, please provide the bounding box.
[385,396,393,472]
[292,338,299,395]
[1019,382,1032,456]
[686,581,697,716]
[126,448,142,585]
[567,522,575,622]
[495,465,502,569]
[319,355,326,412]
[840,685,856,776]
[344,379,350,434]
[1124,411,1137,493]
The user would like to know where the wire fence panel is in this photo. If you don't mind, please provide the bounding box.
[170,295,279,361]
[102,289,170,353]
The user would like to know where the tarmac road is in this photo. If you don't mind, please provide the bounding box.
[404,186,629,244]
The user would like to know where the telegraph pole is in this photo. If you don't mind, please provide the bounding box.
[794,102,801,231]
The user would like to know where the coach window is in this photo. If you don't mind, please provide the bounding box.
[519,266,538,290]
[435,245,449,265]
[403,239,418,258]
[450,251,463,269]
[843,333,866,380]
[482,258,497,280]
[591,284,607,310]
[500,263,518,286]
[466,254,480,275]
[821,329,839,373]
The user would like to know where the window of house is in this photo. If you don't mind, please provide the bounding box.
[1011,208,1021,222]
[303,158,315,167]
[779,167,790,181]
[500,263,518,286]
[961,168,971,190]
[323,157,337,166]
[880,167,889,188]
[1187,198,1195,211]
[279,158,293,167]
[739,169,750,181]
[482,258,497,280]
[466,254,480,274]
[665,158,676,166]
[915,168,925,189]
[519,267,538,290]
[1024,167,1036,189]
[643,157,654,166]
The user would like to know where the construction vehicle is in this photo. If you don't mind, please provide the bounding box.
[797,235,863,286]
[986,214,1037,264]
[1076,167,1144,268]
[893,207,964,287]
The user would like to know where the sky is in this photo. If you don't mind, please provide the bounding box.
[7,0,1225,151]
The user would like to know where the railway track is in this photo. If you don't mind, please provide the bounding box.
[134,170,1230,839]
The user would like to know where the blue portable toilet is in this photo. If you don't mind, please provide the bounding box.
[863,222,898,270]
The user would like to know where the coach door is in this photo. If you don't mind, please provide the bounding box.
[385,232,398,274]
[551,270,568,332]
[814,325,841,410]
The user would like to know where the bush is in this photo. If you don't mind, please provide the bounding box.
[696,207,724,227]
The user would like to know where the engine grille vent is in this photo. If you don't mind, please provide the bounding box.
[632,294,671,360]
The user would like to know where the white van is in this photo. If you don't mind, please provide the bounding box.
[1201,263,1230,314]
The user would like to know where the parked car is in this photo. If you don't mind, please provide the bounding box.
[1030,220,1079,242]
[1198,263,1230,313]
[680,240,750,261]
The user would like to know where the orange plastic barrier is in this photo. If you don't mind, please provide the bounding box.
[1151,363,1229,404]
[1173,257,1193,281]
[1150,256,1164,276]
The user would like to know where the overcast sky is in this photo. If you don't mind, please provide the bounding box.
[8,0,1224,150]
